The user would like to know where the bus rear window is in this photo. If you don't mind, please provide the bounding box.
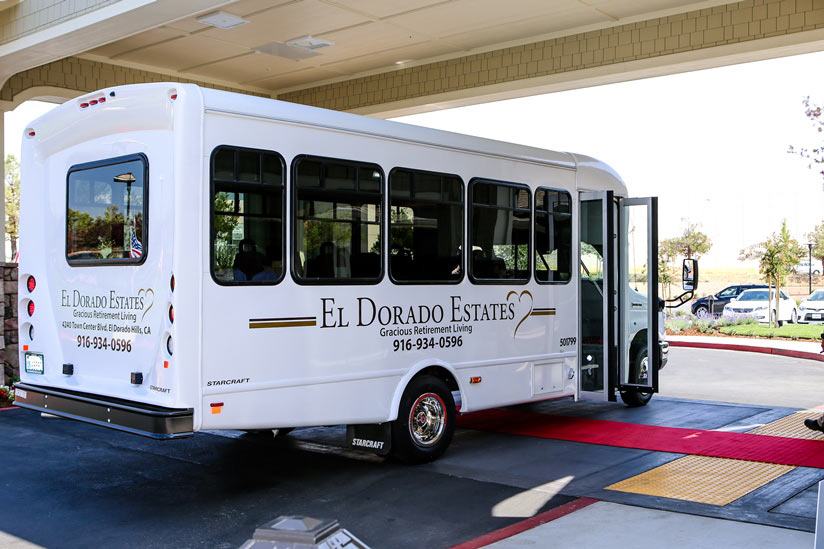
[66,154,148,264]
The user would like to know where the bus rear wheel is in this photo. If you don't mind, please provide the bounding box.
[391,375,455,464]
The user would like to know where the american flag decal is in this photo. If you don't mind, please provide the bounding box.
[130,219,143,259]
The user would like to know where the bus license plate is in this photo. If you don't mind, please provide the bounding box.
[24,353,44,375]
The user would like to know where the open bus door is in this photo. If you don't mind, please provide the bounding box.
[578,192,659,404]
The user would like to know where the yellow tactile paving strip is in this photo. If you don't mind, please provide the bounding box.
[606,455,795,506]
[746,411,824,440]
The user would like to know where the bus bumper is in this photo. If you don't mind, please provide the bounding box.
[13,383,194,439]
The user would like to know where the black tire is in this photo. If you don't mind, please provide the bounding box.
[694,305,708,317]
[391,375,456,464]
[620,387,653,407]
[790,309,798,324]
[620,347,653,407]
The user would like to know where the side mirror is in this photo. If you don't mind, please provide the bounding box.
[682,258,698,291]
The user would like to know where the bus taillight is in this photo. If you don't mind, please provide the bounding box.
[170,275,175,292]
[27,300,34,316]
[26,275,36,292]
[169,305,174,323]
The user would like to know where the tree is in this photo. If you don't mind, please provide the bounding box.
[5,154,20,259]
[808,222,824,272]
[739,220,804,326]
[665,221,712,259]
[658,221,711,299]
[788,96,824,181]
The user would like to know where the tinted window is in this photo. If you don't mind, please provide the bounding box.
[67,154,147,264]
[389,168,463,283]
[534,188,571,283]
[211,146,284,284]
[293,156,383,283]
[470,180,531,282]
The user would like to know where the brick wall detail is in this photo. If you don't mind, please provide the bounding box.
[1,263,17,385]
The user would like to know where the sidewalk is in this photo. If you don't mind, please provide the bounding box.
[668,334,824,362]
[458,334,822,549]
[479,501,813,548]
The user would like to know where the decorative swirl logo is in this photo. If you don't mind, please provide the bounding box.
[507,290,533,337]
[138,288,154,322]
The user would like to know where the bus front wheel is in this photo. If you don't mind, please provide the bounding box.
[620,347,653,407]
[392,375,456,464]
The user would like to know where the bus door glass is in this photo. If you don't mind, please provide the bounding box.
[578,191,615,400]
[619,198,659,393]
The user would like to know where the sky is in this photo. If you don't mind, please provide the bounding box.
[393,51,824,268]
[5,51,824,268]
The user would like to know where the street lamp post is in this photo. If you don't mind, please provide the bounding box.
[808,242,814,295]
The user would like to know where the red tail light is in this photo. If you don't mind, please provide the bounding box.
[169,305,174,323]
[27,300,35,316]
[170,275,175,292]
[26,275,35,292]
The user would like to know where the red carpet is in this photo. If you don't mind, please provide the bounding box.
[457,409,824,468]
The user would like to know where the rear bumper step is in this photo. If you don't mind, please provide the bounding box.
[14,383,194,439]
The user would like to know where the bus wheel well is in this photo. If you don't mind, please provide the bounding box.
[630,329,646,360]
[414,366,459,393]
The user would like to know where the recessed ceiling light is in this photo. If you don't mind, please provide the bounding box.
[197,11,249,29]
[395,59,414,65]
[285,36,334,52]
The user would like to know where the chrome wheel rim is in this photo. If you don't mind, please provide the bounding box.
[639,355,649,382]
[408,393,446,447]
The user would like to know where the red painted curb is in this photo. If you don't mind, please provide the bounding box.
[669,340,824,362]
[450,497,598,549]
[0,406,17,411]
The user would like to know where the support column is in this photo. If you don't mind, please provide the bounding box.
[0,113,5,386]
[1,111,4,263]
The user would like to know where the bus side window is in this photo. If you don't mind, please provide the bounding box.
[210,146,285,285]
[293,156,383,284]
[389,168,464,284]
[469,179,531,283]
[535,188,572,284]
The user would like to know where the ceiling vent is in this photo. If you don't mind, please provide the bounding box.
[197,11,249,29]
[285,36,334,52]
[254,37,334,61]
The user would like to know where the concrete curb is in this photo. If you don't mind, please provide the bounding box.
[450,497,598,549]
[669,340,824,362]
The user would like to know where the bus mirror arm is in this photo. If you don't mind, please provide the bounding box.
[664,290,695,309]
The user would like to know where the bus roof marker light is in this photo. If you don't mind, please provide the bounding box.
[25,128,35,138]
[80,103,89,108]
[89,99,98,105]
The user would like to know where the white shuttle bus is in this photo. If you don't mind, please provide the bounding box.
[15,83,668,463]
